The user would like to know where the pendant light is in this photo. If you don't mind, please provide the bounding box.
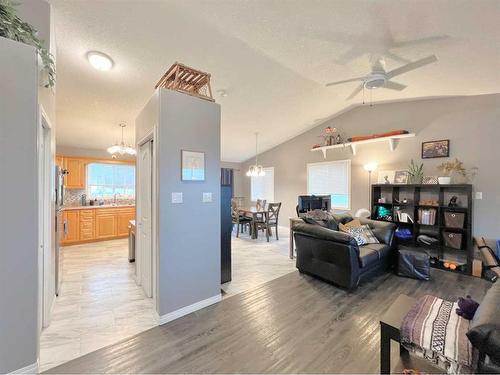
[246,132,265,177]
[107,123,136,157]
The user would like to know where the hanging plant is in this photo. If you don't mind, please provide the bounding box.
[0,0,55,87]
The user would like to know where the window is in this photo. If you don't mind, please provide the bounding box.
[251,167,274,202]
[307,160,350,210]
[87,163,135,199]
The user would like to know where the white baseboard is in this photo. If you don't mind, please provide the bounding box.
[158,294,221,325]
[9,360,38,374]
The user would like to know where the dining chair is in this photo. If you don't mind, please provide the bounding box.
[231,199,252,237]
[256,199,267,210]
[255,202,281,242]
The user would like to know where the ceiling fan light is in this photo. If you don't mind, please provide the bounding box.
[87,51,114,71]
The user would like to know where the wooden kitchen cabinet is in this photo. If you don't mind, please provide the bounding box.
[63,157,86,189]
[95,211,118,240]
[117,209,136,236]
[60,207,135,245]
[61,210,80,244]
[55,156,64,168]
[79,209,95,240]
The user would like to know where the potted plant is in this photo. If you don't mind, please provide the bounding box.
[0,0,55,87]
[407,159,424,184]
[437,158,478,184]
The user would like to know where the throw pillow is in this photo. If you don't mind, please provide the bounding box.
[339,224,380,246]
[360,224,380,244]
[338,219,362,233]
[456,295,479,320]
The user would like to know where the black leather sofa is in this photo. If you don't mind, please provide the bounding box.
[292,214,396,289]
[468,280,500,373]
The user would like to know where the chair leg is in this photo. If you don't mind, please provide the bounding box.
[236,223,240,238]
[275,224,279,240]
[266,224,269,242]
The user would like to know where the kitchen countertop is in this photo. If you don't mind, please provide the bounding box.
[62,204,135,210]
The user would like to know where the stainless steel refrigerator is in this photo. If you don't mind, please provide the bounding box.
[55,166,67,296]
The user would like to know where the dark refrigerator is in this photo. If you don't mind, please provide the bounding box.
[220,168,233,284]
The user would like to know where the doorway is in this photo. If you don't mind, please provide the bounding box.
[136,130,157,307]
[136,139,153,297]
[38,107,54,330]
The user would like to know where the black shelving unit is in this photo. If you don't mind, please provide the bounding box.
[371,184,473,275]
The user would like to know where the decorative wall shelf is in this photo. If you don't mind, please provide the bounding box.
[311,133,416,158]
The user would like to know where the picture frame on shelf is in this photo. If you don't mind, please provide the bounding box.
[394,170,409,184]
[181,150,205,181]
[423,176,439,184]
[422,139,450,159]
[377,170,395,184]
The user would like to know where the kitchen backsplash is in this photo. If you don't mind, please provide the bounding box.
[64,189,135,207]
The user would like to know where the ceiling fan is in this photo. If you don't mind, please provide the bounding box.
[325,55,438,100]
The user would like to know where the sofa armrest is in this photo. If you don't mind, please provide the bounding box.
[467,281,500,363]
[359,218,396,246]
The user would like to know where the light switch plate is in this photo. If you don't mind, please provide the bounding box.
[171,192,183,204]
[475,192,482,200]
[202,192,213,203]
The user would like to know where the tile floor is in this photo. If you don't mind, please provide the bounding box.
[40,226,296,372]
[39,239,156,372]
[221,225,296,296]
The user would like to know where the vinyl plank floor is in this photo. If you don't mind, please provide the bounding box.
[46,269,490,374]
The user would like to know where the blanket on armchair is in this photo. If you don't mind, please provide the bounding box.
[400,295,476,374]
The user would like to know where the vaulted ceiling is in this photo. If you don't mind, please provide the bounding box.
[51,0,500,162]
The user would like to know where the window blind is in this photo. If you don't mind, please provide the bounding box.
[251,167,275,202]
[307,160,351,209]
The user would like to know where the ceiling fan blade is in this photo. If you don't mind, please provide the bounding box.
[326,76,365,87]
[387,55,438,79]
[383,51,411,64]
[346,83,364,100]
[392,35,449,49]
[384,81,407,91]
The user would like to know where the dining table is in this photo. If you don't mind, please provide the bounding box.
[237,206,268,239]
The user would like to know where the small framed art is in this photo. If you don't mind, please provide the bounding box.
[422,139,450,159]
[181,150,205,181]
[394,170,409,184]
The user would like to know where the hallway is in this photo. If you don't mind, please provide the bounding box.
[39,239,156,372]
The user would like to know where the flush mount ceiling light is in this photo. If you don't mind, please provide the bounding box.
[246,132,265,177]
[87,51,114,71]
[107,123,136,157]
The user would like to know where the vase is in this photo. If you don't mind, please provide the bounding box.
[438,176,451,184]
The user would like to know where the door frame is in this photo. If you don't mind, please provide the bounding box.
[37,105,54,330]
[136,126,159,311]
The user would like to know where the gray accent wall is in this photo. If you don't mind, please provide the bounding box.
[0,38,39,373]
[136,89,221,317]
[241,94,500,238]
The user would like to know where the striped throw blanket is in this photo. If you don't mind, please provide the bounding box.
[400,295,476,374]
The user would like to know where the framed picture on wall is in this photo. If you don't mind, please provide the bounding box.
[181,150,205,181]
[422,139,450,159]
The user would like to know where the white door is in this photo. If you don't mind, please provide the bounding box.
[38,110,54,329]
[138,140,153,297]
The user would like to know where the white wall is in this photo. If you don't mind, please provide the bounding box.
[241,94,500,238]
[0,38,39,374]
